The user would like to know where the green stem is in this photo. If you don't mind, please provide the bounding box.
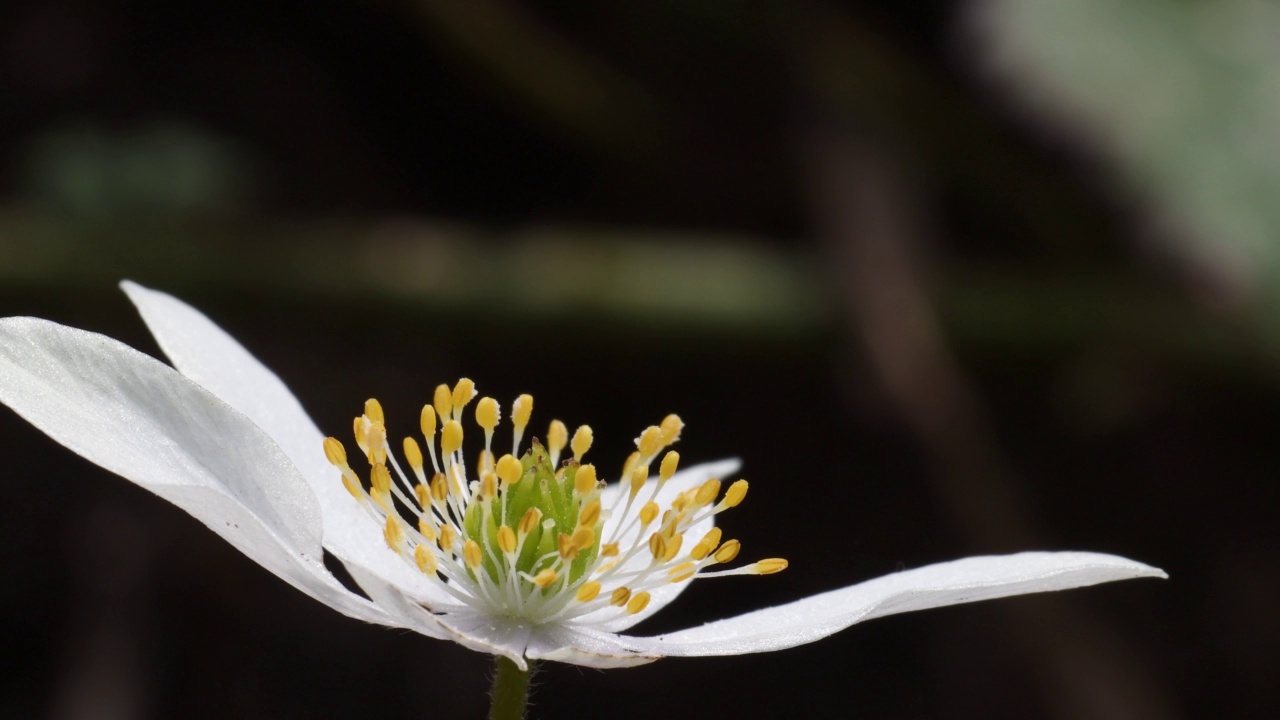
[489,655,535,720]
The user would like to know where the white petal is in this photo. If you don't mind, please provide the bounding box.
[346,564,532,668]
[120,281,457,610]
[0,317,390,626]
[585,458,740,632]
[627,552,1166,657]
[525,625,660,669]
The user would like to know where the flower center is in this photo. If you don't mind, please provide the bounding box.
[323,378,786,625]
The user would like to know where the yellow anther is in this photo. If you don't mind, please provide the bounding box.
[353,416,366,448]
[713,539,741,564]
[601,543,619,557]
[754,558,789,575]
[691,527,722,560]
[695,478,722,507]
[371,487,391,512]
[533,568,558,589]
[547,420,568,456]
[323,437,348,466]
[512,393,533,430]
[662,532,684,561]
[420,404,437,439]
[451,378,477,417]
[629,465,649,498]
[414,483,431,509]
[660,414,683,445]
[570,525,595,551]
[479,472,498,500]
[441,420,464,455]
[576,581,602,602]
[430,472,448,502]
[639,501,659,527]
[417,517,437,543]
[364,398,385,424]
[558,533,579,560]
[370,463,392,495]
[668,562,697,583]
[518,507,542,535]
[626,591,651,615]
[497,525,517,554]
[672,490,693,513]
[574,464,597,495]
[476,396,500,432]
[463,539,483,569]
[578,499,602,528]
[496,454,523,485]
[414,545,438,575]
[439,524,457,551]
[362,421,387,464]
[723,479,748,508]
[403,437,424,470]
[477,449,494,476]
[621,451,641,481]
[342,475,363,500]
[636,426,663,458]
[571,425,593,460]
[433,384,452,421]
[649,532,666,559]
[384,515,405,551]
[659,451,680,481]
[609,587,632,606]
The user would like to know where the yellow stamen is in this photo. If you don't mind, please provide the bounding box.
[364,398,385,424]
[753,558,789,575]
[533,568,558,589]
[441,420,464,455]
[433,384,452,421]
[690,527,722,560]
[370,463,392,495]
[575,581,602,602]
[601,542,620,557]
[662,532,684,561]
[574,464,597,495]
[639,501,659,527]
[626,591,651,615]
[659,450,679,481]
[570,525,595,551]
[463,539,483,568]
[403,437,424,471]
[649,532,666,560]
[417,517,437,543]
[518,507,542,535]
[547,420,568,460]
[414,545,437,575]
[512,393,533,432]
[695,478,721,507]
[713,539,741,564]
[620,451,641,481]
[578,499,602,527]
[723,479,748,508]
[414,483,431,509]
[323,437,347,466]
[660,414,683,445]
[629,465,649,498]
[558,533,579,560]
[668,562,697,583]
[609,587,632,606]
[384,515,405,551]
[637,426,663,458]
[570,425,593,460]
[497,525,517,554]
[430,472,448,502]
[421,404,437,439]
[479,472,498,499]
[342,475,363,500]
[439,524,457,551]
[476,396,500,432]
[451,378,476,417]
[496,454,523,485]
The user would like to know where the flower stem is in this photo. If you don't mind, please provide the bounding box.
[489,655,535,720]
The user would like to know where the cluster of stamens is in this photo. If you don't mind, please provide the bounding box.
[323,378,786,624]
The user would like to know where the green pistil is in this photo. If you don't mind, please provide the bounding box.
[464,441,602,589]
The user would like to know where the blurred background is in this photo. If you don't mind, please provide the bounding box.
[0,1,1273,718]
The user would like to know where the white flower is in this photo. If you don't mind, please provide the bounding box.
[0,282,1166,670]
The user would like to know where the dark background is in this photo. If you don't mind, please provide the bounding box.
[0,1,1272,718]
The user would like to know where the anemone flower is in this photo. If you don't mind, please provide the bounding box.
[0,282,1165,718]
